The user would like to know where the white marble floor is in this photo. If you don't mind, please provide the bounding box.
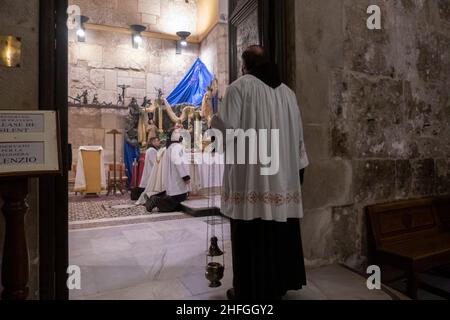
[69,217,394,300]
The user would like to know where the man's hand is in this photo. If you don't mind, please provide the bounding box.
[182,176,191,185]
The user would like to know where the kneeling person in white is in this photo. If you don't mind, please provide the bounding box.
[145,133,191,213]
[139,137,161,190]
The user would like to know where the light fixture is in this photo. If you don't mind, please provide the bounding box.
[76,16,89,42]
[130,24,146,49]
[176,31,191,54]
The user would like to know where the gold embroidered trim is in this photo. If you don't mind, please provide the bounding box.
[223,192,302,206]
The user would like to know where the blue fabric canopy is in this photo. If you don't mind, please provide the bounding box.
[166,58,214,106]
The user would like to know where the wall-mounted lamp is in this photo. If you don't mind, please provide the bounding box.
[130,24,146,49]
[76,16,89,42]
[176,31,191,54]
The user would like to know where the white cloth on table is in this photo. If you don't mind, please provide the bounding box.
[74,146,107,192]
[186,153,224,194]
[211,74,309,222]
[198,153,224,190]
[136,148,167,205]
[139,147,158,189]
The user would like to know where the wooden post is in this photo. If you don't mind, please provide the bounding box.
[107,130,123,196]
[0,178,30,300]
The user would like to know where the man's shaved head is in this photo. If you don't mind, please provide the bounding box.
[242,45,269,75]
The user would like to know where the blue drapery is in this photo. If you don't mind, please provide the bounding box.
[124,140,140,184]
[166,58,214,106]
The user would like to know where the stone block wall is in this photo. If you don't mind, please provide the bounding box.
[69,28,200,105]
[296,0,450,269]
[70,0,198,36]
[68,2,230,164]
[68,17,201,162]
[69,107,129,164]
[200,23,229,97]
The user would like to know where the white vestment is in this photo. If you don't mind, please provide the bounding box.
[212,75,309,222]
[139,147,158,189]
[136,148,167,205]
[165,143,191,197]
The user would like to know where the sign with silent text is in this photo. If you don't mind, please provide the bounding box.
[0,111,61,177]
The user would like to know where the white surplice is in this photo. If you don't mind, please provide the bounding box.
[136,148,167,205]
[211,74,309,222]
[139,147,158,189]
[165,143,191,197]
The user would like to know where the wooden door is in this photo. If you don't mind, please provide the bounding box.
[228,0,296,87]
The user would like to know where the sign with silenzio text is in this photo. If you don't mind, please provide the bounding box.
[0,111,61,177]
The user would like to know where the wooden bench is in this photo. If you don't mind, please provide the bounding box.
[366,197,450,299]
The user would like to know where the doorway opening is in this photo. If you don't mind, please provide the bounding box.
[39,0,300,301]
[66,0,231,300]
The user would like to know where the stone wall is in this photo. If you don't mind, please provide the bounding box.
[69,28,200,105]
[69,107,129,164]
[68,26,200,160]
[296,0,450,269]
[200,23,229,97]
[0,0,40,299]
[68,2,229,163]
[70,0,198,36]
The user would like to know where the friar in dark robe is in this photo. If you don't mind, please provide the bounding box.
[211,45,308,300]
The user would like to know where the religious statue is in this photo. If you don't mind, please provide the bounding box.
[117,94,123,106]
[68,94,81,104]
[147,119,158,144]
[117,84,131,106]
[124,96,156,148]
[92,94,99,105]
[81,90,89,105]
[201,85,214,128]
[125,98,141,147]
[142,96,152,108]
[154,88,165,134]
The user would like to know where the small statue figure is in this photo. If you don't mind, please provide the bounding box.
[142,96,151,108]
[81,90,89,105]
[118,84,131,106]
[92,94,99,105]
[117,94,124,106]
[125,98,141,147]
[156,88,164,100]
[129,97,140,112]
[68,95,81,104]
[202,86,214,128]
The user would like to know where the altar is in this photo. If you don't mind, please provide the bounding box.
[189,152,224,194]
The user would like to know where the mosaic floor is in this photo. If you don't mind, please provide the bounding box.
[70,197,147,222]
[69,194,192,230]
